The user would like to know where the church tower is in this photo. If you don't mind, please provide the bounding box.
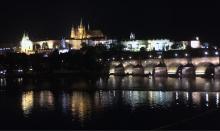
[20,33,33,54]
[71,26,76,39]
[78,19,86,39]
[71,19,87,39]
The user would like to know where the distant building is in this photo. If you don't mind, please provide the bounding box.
[130,32,135,40]
[59,38,69,54]
[147,39,174,51]
[20,33,34,54]
[32,20,112,51]
[70,19,105,39]
[173,41,189,50]
[122,33,175,52]
[190,37,201,48]
[122,40,148,52]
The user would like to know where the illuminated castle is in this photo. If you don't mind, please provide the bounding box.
[70,19,105,39]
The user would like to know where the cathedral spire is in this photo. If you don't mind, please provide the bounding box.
[87,23,90,30]
[80,18,83,28]
[71,25,76,39]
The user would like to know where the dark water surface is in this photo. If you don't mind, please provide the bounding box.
[1,76,220,129]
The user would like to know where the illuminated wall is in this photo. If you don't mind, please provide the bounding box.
[147,39,174,51]
[34,40,60,49]
[122,40,147,52]
[121,39,174,52]
[190,40,201,48]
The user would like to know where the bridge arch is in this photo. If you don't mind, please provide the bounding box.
[144,64,156,75]
[109,63,125,75]
[195,63,214,76]
[167,63,183,76]
[153,63,167,77]
[214,65,220,77]
[132,65,144,75]
[181,64,195,77]
[124,64,133,75]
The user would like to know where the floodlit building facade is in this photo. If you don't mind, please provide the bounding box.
[20,33,34,54]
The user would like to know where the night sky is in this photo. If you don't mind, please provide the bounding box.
[0,0,220,45]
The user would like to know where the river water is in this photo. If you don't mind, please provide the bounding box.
[1,76,220,129]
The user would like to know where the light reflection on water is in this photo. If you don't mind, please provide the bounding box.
[2,76,220,128]
[98,76,220,91]
[20,90,220,121]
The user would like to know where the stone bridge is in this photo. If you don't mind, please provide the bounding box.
[109,56,220,77]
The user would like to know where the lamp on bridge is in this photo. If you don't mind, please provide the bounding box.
[204,51,209,56]
[174,53,178,57]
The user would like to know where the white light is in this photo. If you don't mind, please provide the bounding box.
[129,56,132,59]
[121,57,124,60]
[149,55,152,58]
[204,51,208,55]
[174,53,178,57]
[59,49,69,54]
[185,53,188,57]
[18,69,23,73]
[112,57,115,60]
[43,54,48,58]
[215,51,219,55]
[206,93,209,102]
[158,55,162,58]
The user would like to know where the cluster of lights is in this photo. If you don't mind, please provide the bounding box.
[107,50,220,62]
[17,69,23,73]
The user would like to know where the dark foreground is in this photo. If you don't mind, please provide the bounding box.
[1,76,220,129]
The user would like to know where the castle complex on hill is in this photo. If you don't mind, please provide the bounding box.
[16,19,209,55]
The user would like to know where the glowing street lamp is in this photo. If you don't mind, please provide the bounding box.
[174,53,178,57]
[185,53,188,57]
[215,51,219,56]
[204,51,208,56]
